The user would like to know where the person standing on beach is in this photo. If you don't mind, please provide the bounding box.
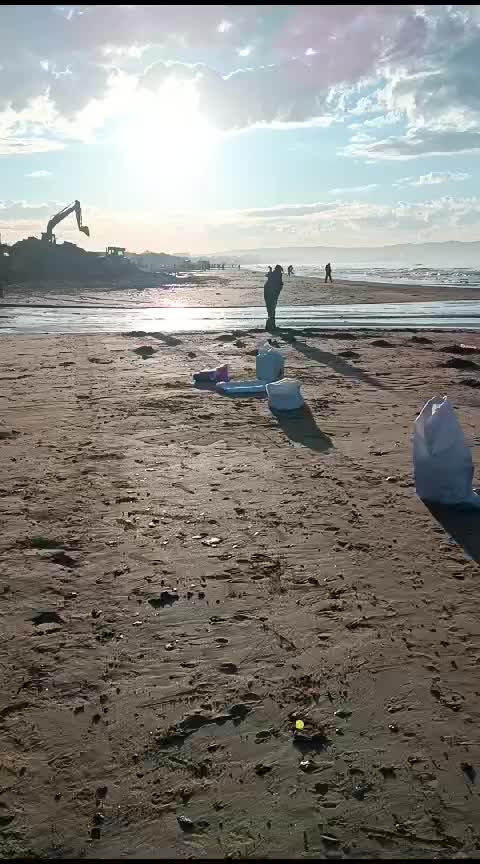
[264,264,283,331]
[325,262,333,283]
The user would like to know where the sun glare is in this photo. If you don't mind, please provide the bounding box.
[122,78,216,193]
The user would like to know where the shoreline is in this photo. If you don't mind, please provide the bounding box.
[2,269,480,310]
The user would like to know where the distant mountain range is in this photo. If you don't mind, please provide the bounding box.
[214,241,480,268]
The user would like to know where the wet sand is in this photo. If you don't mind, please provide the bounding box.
[1,325,480,858]
[3,268,480,308]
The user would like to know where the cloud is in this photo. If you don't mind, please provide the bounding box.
[343,129,480,161]
[0,3,466,140]
[4,195,480,249]
[1,4,480,155]
[26,170,52,178]
[0,137,64,156]
[394,171,470,188]
[330,184,378,195]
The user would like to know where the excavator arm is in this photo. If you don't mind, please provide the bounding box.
[43,200,90,242]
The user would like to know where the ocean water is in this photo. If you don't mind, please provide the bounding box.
[246,263,480,288]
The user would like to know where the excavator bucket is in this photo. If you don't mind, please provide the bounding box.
[80,226,90,237]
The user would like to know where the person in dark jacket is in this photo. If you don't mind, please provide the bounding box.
[264,264,283,331]
[325,262,333,283]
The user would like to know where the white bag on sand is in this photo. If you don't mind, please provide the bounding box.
[266,378,304,411]
[413,396,480,507]
[256,343,284,383]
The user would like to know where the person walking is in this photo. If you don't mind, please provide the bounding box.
[325,262,332,283]
[264,264,283,331]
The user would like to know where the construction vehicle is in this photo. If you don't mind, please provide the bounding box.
[41,200,90,244]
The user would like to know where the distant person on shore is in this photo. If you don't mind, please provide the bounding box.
[325,262,333,283]
[287,264,294,276]
[264,264,283,332]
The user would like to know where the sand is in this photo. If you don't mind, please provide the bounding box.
[3,267,480,308]
[1,291,480,858]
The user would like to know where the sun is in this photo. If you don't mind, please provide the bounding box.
[122,77,216,193]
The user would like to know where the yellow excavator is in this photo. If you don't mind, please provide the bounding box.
[41,200,90,244]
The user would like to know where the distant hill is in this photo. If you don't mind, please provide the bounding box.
[214,241,480,268]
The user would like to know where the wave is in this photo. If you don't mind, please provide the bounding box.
[246,263,480,288]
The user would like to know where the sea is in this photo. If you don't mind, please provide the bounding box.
[245,262,480,288]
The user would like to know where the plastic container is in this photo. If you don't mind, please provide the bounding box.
[193,364,229,384]
[216,379,266,396]
[256,343,284,383]
[266,378,304,411]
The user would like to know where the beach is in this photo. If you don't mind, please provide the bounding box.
[1,274,480,858]
[4,267,480,309]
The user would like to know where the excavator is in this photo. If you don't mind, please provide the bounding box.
[41,200,90,244]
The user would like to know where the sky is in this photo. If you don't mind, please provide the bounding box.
[1,4,480,254]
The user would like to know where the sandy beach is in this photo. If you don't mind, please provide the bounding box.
[1,291,480,859]
[3,267,480,309]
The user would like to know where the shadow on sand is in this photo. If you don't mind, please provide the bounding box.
[273,403,333,452]
[424,502,480,563]
[293,340,387,390]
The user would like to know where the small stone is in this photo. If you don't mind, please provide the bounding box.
[388,722,398,733]
[299,759,314,772]
[165,642,175,651]
[202,537,222,547]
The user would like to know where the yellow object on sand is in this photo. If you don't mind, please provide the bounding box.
[295,719,305,731]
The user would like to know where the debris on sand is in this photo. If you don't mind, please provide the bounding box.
[292,728,330,753]
[461,762,476,783]
[0,423,19,440]
[219,662,238,675]
[202,536,222,547]
[255,762,274,776]
[411,335,433,344]
[132,346,156,359]
[371,339,395,348]
[460,377,480,388]
[177,815,195,833]
[31,610,64,626]
[443,356,478,370]
[148,590,179,609]
[440,343,480,355]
